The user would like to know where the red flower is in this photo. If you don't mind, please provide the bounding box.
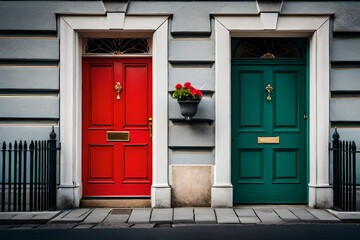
[196,89,203,97]
[184,82,192,89]
[172,81,202,100]
[190,88,203,98]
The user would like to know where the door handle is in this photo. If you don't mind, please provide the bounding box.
[265,84,273,101]
[114,82,122,100]
[148,117,152,140]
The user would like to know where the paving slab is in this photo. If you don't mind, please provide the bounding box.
[307,209,340,222]
[194,208,216,224]
[94,223,132,229]
[49,210,70,222]
[273,208,299,222]
[290,208,317,221]
[150,208,173,223]
[127,208,152,224]
[50,209,93,223]
[131,223,156,228]
[102,213,129,223]
[10,214,35,220]
[234,208,261,224]
[12,224,40,230]
[83,208,112,224]
[32,212,61,220]
[111,209,132,215]
[215,208,239,224]
[36,223,78,229]
[173,208,194,223]
[254,208,284,224]
[65,208,92,219]
[74,224,96,229]
[0,213,16,220]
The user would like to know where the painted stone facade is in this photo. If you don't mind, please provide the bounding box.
[0,0,359,209]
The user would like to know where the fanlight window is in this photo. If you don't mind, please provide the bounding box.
[85,38,150,55]
[233,39,303,59]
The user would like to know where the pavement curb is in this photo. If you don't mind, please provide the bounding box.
[0,211,61,225]
[327,209,360,222]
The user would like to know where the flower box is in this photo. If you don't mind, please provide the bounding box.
[172,82,203,121]
[177,99,200,120]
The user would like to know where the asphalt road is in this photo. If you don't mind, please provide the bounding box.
[1,224,360,240]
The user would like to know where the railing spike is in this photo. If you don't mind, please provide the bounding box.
[332,127,340,140]
[2,141,6,150]
[351,141,357,151]
[49,126,56,140]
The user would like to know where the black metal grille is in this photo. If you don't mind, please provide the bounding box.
[330,128,358,211]
[0,127,60,212]
[233,38,304,59]
[85,38,150,55]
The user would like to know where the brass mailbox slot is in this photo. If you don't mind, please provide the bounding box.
[257,136,280,144]
[107,131,130,142]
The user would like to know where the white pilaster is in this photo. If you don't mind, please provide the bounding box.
[151,20,171,207]
[212,20,233,207]
[309,19,332,208]
[58,18,79,208]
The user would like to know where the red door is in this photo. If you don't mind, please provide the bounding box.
[82,58,152,196]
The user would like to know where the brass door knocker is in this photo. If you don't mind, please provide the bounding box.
[114,82,122,100]
[265,84,273,101]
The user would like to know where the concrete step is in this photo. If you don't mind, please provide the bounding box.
[80,199,151,208]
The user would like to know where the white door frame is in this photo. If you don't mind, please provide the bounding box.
[59,14,171,208]
[212,14,332,208]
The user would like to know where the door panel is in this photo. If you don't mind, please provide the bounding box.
[89,145,114,182]
[237,149,264,183]
[89,65,114,127]
[82,58,152,197]
[274,71,299,129]
[273,149,299,183]
[123,145,149,182]
[238,71,264,130]
[123,64,149,126]
[232,62,306,204]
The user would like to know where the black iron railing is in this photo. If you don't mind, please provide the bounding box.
[0,127,60,212]
[330,128,358,211]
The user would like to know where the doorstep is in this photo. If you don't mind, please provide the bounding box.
[80,199,151,208]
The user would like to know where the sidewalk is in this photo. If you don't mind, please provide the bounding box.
[1,206,359,230]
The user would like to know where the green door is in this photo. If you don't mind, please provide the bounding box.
[231,60,307,204]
